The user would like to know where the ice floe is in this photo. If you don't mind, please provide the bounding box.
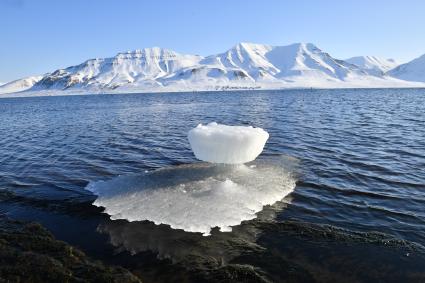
[188,122,269,164]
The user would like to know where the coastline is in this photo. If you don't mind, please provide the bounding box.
[1,83,425,99]
[2,215,424,282]
[0,216,141,283]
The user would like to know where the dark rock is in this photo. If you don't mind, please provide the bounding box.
[0,217,141,283]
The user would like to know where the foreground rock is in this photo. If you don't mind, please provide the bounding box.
[0,217,141,283]
[98,215,425,283]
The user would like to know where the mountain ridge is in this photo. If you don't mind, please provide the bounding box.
[388,54,425,82]
[345,56,399,76]
[1,42,425,96]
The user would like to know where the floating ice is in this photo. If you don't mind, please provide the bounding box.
[86,158,296,235]
[188,122,269,164]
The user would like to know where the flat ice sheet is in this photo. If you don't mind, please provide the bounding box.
[188,122,269,164]
[86,158,296,235]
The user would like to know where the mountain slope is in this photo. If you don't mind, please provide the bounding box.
[199,42,367,82]
[33,48,202,91]
[345,56,399,75]
[1,42,424,96]
[36,42,372,92]
[387,54,425,82]
[0,76,43,94]
[265,43,367,80]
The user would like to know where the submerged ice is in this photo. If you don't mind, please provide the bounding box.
[188,122,269,164]
[86,159,296,235]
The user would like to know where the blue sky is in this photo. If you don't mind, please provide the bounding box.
[1,0,424,82]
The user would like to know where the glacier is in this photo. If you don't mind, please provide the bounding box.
[2,42,425,96]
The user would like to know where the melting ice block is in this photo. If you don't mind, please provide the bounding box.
[86,158,296,236]
[188,122,269,164]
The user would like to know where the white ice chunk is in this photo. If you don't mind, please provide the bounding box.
[86,159,295,236]
[188,122,269,164]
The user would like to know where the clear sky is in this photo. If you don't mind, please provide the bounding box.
[1,0,424,82]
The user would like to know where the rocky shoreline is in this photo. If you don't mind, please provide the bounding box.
[2,214,425,283]
[0,217,141,283]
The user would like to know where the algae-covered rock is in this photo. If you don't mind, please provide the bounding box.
[0,217,141,283]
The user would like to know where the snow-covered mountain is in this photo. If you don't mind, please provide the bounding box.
[345,56,399,76]
[32,47,202,91]
[198,42,367,82]
[0,76,43,94]
[1,43,424,96]
[387,54,425,82]
[155,42,376,89]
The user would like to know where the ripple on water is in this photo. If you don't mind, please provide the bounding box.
[0,89,424,245]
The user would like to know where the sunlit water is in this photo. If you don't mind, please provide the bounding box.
[0,88,424,281]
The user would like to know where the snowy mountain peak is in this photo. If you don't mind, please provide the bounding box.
[232,42,272,52]
[388,53,425,82]
[0,76,43,94]
[289,42,315,49]
[115,47,188,59]
[345,56,399,75]
[2,42,424,96]
[25,42,405,93]
[31,47,203,91]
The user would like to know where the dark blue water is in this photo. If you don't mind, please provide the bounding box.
[1,89,424,282]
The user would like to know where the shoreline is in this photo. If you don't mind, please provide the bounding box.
[2,215,424,282]
[0,216,141,283]
[1,85,425,99]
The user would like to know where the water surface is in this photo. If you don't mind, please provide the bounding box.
[0,89,424,282]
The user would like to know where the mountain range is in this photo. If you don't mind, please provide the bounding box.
[1,42,425,96]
